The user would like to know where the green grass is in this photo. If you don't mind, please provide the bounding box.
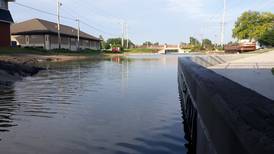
[101,48,160,54]
[0,47,102,56]
[125,48,160,53]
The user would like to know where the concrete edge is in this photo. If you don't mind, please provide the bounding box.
[178,57,274,154]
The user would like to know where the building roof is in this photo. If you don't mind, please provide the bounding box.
[11,18,100,41]
[0,8,13,23]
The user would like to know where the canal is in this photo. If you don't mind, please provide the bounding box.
[0,55,187,154]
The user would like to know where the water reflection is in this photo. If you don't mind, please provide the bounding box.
[0,86,17,135]
[0,55,187,154]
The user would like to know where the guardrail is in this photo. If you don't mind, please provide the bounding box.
[178,57,274,154]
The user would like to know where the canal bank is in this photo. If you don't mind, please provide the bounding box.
[0,48,109,86]
[0,61,43,87]
[178,51,274,154]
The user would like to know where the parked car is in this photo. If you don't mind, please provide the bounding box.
[112,47,121,52]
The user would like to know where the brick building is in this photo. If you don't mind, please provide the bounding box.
[0,0,14,47]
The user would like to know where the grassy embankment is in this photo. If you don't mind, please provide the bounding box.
[0,47,107,64]
[103,48,160,54]
[0,47,160,56]
[0,47,102,56]
[125,48,160,53]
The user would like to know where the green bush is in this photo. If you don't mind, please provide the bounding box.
[190,45,204,52]
[272,68,274,75]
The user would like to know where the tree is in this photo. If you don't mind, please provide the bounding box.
[233,11,274,42]
[105,38,135,49]
[259,28,274,46]
[202,39,214,50]
[189,37,203,52]
[189,37,200,46]
[105,38,121,49]
[143,41,153,46]
[153,42,159,46]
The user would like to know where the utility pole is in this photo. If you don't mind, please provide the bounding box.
[221,0,226,45]
[76,18,80,51]
[126,23,129,49]
[57,0,62,49]
[121,20,125,48]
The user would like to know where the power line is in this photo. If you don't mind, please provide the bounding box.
[70,0,122,22]
[81,21,117,37]
[13,2,117,37]
[63,0,122,36]
[13,2,75,21]
[59,5,113,35]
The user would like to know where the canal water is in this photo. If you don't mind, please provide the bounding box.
[0,55,187,154]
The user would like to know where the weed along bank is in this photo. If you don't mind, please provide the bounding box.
[11,18,101,51]
[0,0,14,47]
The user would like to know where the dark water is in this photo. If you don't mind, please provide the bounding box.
[0,55,187,154]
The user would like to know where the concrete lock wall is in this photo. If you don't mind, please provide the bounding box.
[178,57,274,154]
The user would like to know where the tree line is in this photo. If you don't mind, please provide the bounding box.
[99,36,135,50]
[233,11,274,47]
[100,11,273,51]
[182,10,273,52]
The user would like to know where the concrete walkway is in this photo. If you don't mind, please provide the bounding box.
[209,51,274,100]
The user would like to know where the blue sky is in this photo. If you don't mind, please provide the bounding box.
[9,0,274,44]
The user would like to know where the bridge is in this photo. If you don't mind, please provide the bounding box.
[137,44,187,54]
[158,44,185,54]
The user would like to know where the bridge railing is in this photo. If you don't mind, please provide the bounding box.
[136,45,165,49]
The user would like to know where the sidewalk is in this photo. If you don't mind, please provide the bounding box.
[209,51,274,100]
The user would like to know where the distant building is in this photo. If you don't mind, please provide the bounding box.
[11,18,101,51]
[0,0,14,47]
